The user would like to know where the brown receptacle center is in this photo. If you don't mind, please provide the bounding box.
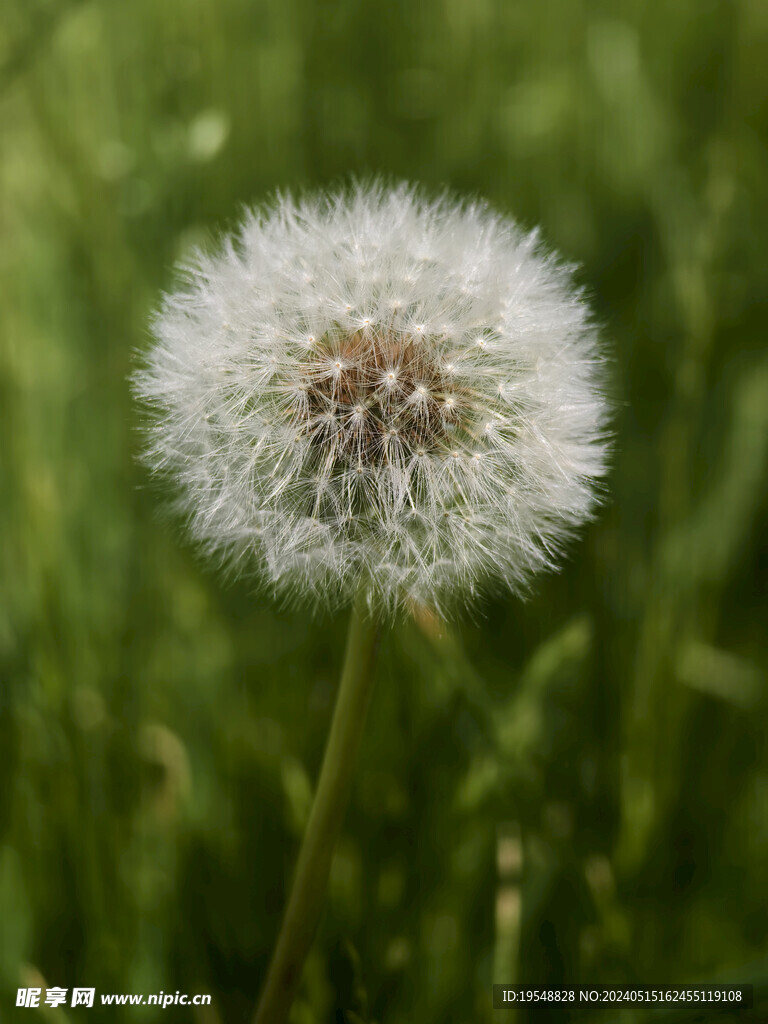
[294,329,465,467]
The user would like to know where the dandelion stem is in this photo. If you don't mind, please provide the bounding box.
[253,594,380,1024]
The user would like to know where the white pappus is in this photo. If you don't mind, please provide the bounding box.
[134,181,609,616]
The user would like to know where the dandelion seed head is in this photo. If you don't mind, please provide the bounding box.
[134,182,609,616]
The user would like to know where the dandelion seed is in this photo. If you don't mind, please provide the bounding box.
[134,181,609,616]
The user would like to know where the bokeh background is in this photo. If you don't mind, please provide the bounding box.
[2,0,767,1021]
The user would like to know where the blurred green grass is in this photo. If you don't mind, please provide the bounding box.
[1,0,767,1021]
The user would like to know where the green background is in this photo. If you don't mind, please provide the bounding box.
[1,0,767,1021]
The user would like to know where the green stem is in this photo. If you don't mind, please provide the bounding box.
[253,594,380,1024]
